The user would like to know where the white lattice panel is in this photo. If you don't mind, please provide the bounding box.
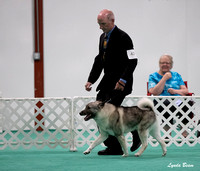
[0,98,73,150]
[150,96,200,147]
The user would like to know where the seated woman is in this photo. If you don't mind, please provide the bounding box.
[148,54,188,96]
[148,54,190,138]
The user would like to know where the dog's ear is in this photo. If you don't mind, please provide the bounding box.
[98,101,105,108]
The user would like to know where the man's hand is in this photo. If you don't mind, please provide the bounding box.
[114,80,125,91]
[85,82,92,91]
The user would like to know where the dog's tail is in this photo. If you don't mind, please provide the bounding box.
[137,98,154,111]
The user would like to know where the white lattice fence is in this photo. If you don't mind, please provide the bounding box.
[0,96,200,150]
[0,98,73,150]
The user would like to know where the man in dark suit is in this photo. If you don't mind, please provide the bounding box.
[85,9,141,155]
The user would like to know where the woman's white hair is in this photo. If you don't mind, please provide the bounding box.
[159,54,174,68]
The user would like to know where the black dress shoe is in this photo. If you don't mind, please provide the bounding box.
[130,140,141,152]
[130,130,141,152]
[98,148,123,155]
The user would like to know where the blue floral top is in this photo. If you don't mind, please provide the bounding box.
[148,71,185,96]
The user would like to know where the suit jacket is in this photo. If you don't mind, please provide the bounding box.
[87,26,138,95]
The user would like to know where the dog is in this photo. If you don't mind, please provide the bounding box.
[79,98,167,157]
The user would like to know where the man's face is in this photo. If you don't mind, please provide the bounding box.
[97,16,112,33]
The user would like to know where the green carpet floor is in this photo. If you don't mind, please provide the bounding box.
[0,144,199,171]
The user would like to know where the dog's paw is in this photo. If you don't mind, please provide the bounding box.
[134,153,140,157]
[162,151,167,157]
[83,151,90,155]
[122,153,129,157]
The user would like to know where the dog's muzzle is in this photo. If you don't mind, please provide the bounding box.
[79,111,93,121]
